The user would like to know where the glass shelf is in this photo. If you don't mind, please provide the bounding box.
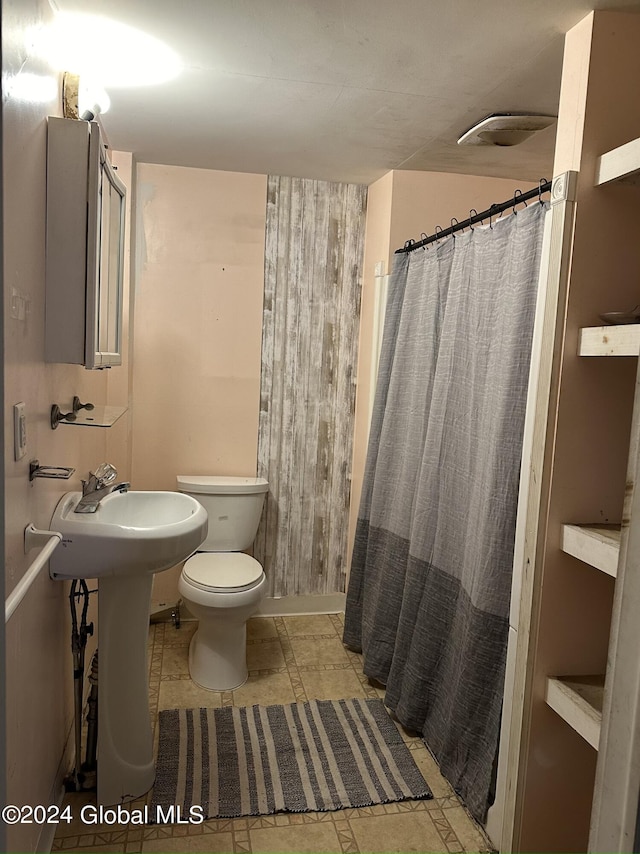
[58,405,127,428]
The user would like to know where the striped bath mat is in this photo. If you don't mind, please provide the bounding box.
[152,698,432,818]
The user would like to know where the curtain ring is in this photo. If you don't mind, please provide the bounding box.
[420,232,428,250]
[538,178,548,205]
[434,225,443,242]
[403,239,415,251]
[513,189,527,213]
[469,210,478,231]
[450,217,458,239]
[489,205,496,229]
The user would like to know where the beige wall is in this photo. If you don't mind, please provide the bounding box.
[131,164,267,603]
[3,3,132,851]
[348,169,537,568]
[348,172,393,564]
[389,171,538,265]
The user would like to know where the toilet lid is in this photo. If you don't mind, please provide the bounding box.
[183,552,264,592]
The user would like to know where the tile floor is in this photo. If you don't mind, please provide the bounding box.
[52,614,493,853]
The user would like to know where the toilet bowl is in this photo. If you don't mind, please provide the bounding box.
[176,475,269,691]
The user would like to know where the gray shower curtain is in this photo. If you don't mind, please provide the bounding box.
[343,201,547,822]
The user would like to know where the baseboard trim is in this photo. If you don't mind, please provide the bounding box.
[178,593,346,622]
[256,593,346,617]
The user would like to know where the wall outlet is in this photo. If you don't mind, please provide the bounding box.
[13,402,27,461]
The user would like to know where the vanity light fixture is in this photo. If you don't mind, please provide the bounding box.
[63,72,110,120]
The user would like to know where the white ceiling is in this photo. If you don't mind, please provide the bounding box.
[56,0,640,185]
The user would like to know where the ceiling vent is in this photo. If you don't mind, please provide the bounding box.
[457,113,556,147]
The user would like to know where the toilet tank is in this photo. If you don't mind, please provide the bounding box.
[176,475,268,551]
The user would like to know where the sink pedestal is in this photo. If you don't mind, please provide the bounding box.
[97,574,155,805]
[48,488,208,804]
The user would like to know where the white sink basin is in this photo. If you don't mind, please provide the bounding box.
[49,490,208,580]
[48,488,208,806]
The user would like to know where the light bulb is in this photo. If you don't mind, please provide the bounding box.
[78,77,111,118]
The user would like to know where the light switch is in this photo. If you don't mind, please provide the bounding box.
[14,402,26,461]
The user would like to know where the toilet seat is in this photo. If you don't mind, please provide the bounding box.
[183,552,263,592]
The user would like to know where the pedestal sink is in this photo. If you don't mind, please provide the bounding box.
[50,491,208,805]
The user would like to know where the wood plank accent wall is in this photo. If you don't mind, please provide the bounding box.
[255,176,367,597]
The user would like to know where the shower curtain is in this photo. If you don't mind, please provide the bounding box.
[343,201,547,822]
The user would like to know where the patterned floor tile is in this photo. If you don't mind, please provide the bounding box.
[247,617,278,640]
[289,636,350,667]
[160,645,190,677]
[288,667,308,702]
[349,810,449,853]
[232,670,295,706]
[246,638,285,670]
[249,820,341,853]
[157,680,223,710]
[440,805,493,852]
[53,614,491,854]
[328,613,345,634]
[283,614,337,636]
[299,666,367,701]
[161,622,197,647]
[431,810,464,852]
[142,831,234,852]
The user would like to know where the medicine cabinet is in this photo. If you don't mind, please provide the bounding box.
[45,117,126,369]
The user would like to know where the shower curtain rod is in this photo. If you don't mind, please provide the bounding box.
[395,179,551,253]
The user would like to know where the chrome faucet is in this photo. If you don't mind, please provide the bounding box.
[74,463,130,513]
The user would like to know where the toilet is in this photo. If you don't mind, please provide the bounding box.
[176,475,269,691]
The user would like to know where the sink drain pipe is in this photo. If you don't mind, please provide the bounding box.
[65,579,93,792]
[82,650,99,789]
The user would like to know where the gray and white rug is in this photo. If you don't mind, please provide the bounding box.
[152,698,432,818]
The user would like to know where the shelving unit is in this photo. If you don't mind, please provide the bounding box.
[503,13,640,853]
[546,676,605,750]
[578,324,640,356]
[561,524,620,577]
[595,136,640,185]
[581,82,640,851]
[587,127,640,848]
[568,126,640,778]
[526,116,640,846]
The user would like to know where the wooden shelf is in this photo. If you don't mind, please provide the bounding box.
[561,524,621,577]
[595,137,640,185]
[546,675,605,750]
[579,325,640,356]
